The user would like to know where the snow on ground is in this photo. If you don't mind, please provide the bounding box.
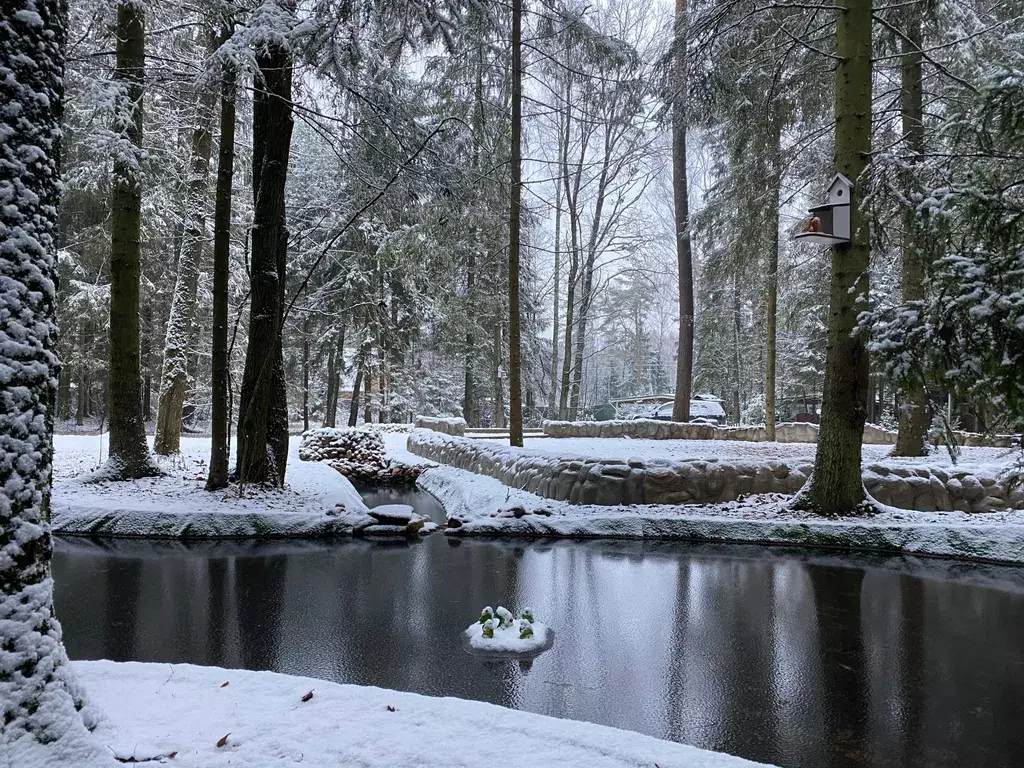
[419,463,1024,564]
[51,435,374,537]
[382,431,436,467]
[71,660,773,768]
[485,436,1017,473]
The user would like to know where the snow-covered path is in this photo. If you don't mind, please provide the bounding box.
[479,436,1015,472]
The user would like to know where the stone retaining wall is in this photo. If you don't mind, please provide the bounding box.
[541,419,1014,447]
[407,429,1020,513]
[413,416,466,436]
[541,419,894,444]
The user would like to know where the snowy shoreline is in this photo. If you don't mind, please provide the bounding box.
[62,660,775,768]
[418,461,1024,565]
[50,435,381,539]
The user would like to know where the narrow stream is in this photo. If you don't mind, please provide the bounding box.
[53,527,1024,768]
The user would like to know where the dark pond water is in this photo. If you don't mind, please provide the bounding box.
[53,533,1024,768]
[353,483,448,524]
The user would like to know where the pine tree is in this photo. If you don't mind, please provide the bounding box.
[105,0,157,478]
[795,0,874,515]
[206,17,237,491]
[507,0,524,446]
[671,0,694,423]
[236,0,295,485]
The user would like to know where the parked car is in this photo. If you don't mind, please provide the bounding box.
[632,399,726,425]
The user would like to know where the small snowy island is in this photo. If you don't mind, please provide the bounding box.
[465,606,551,654]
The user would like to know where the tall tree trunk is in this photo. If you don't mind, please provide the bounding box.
[1,0,105,757]
[493,318,506,428]
[893,11,928,457]
[301,317,310,432]
[323,324,344,428]
[549,176,562,416]
[464,248,476,425]
[671,0,694,423]
[732,273,741,423]
[236,12,294,485]
[507,0,524,447]
[155,30,218,455]
[106,0,156,478]
[58,367,71,421]
[765,130,783,441]
[76,371,87,426]
[464,46,486,428]
[348,349,365,427]
[796,0,873,515]
[363,362,372,424]
[206,26,235,491]
[141,300,152,420]
[323,343,337,427]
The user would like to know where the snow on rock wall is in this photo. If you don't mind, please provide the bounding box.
[413,416,467,436]
[541,419,1014,448]
[408,430,1021,513]
[541,419,885,444]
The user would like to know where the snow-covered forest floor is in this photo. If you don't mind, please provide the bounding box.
[71,660,773,767]
[51,435,372,537]
[480,436,1017,472]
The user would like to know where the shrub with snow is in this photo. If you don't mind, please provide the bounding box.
[465,606,549,653]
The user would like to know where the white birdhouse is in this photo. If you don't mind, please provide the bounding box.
[793,173,852,247]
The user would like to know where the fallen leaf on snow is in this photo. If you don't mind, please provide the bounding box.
[220,681,229,688]
[301,690,314,702]
[216,734,230,748]
[386,705,396,712]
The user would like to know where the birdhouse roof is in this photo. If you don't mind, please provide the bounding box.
[827,173,853,192]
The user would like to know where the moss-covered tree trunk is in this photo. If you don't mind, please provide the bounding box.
[155,30,218,455]
[106,0,157,479]
[796,0,873,515]
[1,0,107,758]
[236,17,293,485]
[206,24,236,491]
[671,0,694,423]
[892,12,928,457]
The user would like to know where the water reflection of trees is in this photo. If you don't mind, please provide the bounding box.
[52,537,1024,768]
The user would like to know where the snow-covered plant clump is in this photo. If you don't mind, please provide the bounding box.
[364,422,414,434]
[300,427,387,464]
[465,606,549,653]
[299,427,423,484]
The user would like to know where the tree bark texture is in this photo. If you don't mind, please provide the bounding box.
[507,0,524,446]
[155,30,218,455]
[892,12,929,457]
[106,0,157,478]
[206,29,236,491]
[671,0,694,423]
[764,128,783,441]
[236,20,293,485]
[0,0,102,755]
[797,0,873,514]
